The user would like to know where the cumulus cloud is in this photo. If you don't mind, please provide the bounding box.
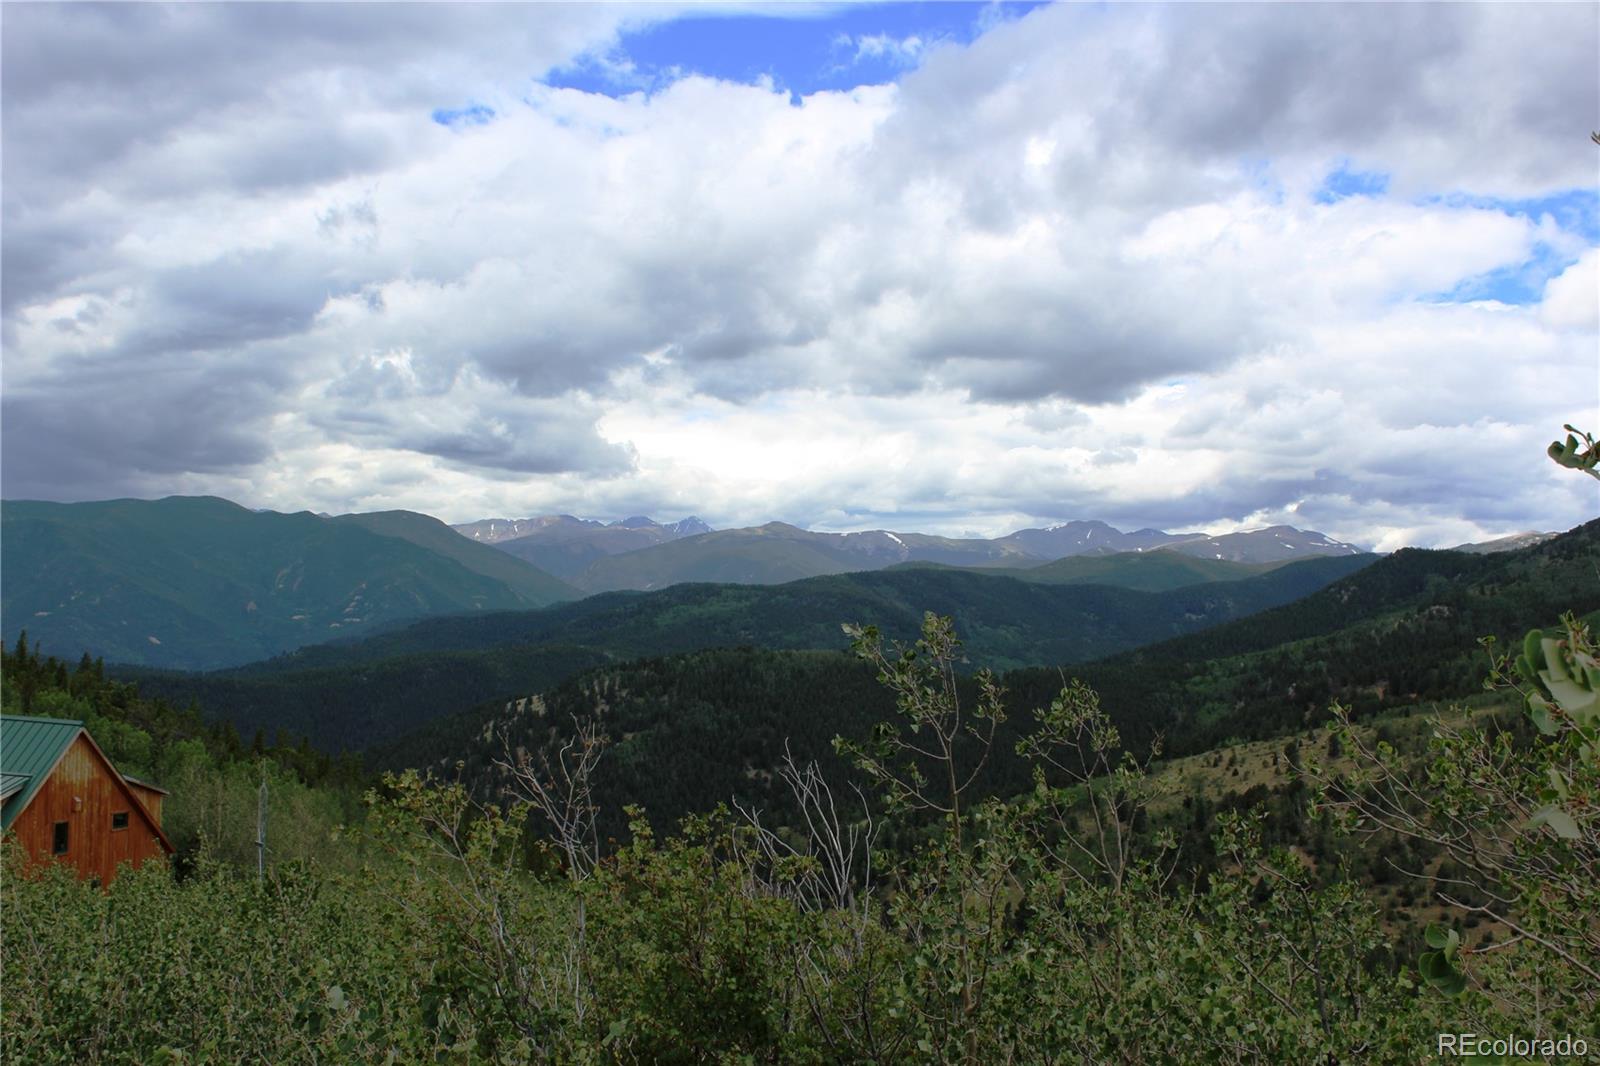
[2,2,1595,546]
[1542,249,1600,332]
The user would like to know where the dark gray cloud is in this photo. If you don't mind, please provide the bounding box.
[1,3,635,196]
[409,425,635,478]
[120,250,343,358]
[1,199,121,315]
[1,364,280,500]
[910,274,1261,404]
[314,350,636,477]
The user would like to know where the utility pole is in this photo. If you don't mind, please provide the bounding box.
[257,764,267,882]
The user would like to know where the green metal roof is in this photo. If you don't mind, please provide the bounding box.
[0,715,83,831]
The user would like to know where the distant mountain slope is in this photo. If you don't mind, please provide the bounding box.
[127,553,1375,751]
[1159,525,1364,563]
[567,520,1362,593]
[1446,531,1559,554]
[995,522,1364,564]
[567,522,1016,592]
[992,520,1184,557]
[1009,518,1600,759]
[893,551,1285,592]
[454,515,601,545]
[453,514,713,580]
[1,497,575,669]
[334,510,576,604]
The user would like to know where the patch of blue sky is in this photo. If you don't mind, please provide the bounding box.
[1240,157,1286,205]
[432,104,496,129]
[543,2,1048,102]
[1420,188,1600,244]
[1423,240,1583,307]
[1314,160,1390,204]
[1415,187,1597,306]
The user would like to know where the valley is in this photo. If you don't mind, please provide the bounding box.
[124,551,1376,751]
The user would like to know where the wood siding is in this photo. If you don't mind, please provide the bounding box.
[8,735,168,884]
[126,782,165,827]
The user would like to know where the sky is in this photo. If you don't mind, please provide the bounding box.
[2,2,1597,551]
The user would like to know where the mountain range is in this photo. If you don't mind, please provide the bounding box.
[453,514,713,581]
[3,493,1555,675]
[456,514,713,545]
[460,516,1366,593]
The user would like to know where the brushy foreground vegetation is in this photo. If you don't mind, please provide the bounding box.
[3,609,1596,1063]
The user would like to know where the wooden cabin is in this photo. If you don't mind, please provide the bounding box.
[123,775,170,825]
[1,715,174,884]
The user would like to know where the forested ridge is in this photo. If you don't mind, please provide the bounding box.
[0,497,576,670]
[1060,518,1600,756]
[380,521,1598,824]
[122,553,1374,752]
[126,523,1590,764]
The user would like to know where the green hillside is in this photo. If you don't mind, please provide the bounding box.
[377,647,892,840]
[483,516,713,581]
[571,523,873,591]
[1,497,576,670]
[494,535,618,580]
[1017,549,1282,588]
[890,550,1284,592]
[379,520,1599,841]
[569,522,1038,592]
[336,510,576,604]
[108,513,1596,769]
[1011,517,1600,758]
[128,552,1375,750]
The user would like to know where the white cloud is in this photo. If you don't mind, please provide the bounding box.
[2,2,1596,547]
[1542,248,1600,332]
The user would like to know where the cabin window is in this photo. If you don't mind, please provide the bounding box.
[112,811,130,831]
[52,821,69,855]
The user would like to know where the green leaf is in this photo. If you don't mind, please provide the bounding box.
[1419,951,1466,996]
[1525,694,1559,736]
[1529,804,1581,840]
[1522,629,1545,670]
[1539,638,1572,683]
